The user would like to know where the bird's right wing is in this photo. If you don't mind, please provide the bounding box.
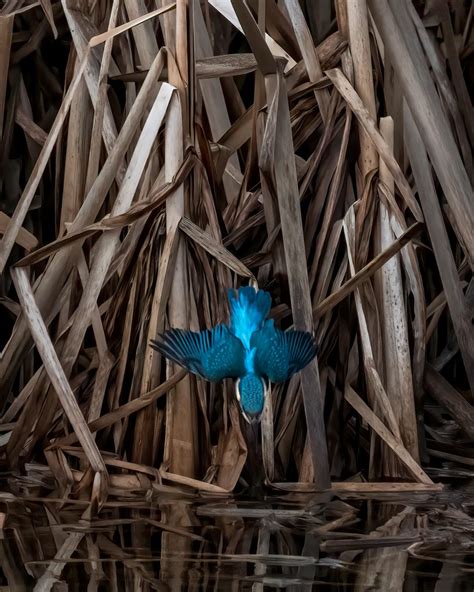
[150,324,246,382]
[252,321,318,383]
[284,329,318,377]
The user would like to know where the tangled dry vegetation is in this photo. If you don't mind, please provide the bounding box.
[0,0,472,506]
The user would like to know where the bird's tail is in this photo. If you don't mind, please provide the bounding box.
[227,286,271,348]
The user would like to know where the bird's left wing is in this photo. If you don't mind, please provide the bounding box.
[150,324,246,381]
[252,321,318,383]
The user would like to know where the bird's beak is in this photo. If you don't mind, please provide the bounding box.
[235,378,253,424]
[263,378,270,400]
[235,378,241,402]
[242,411,260,424]
[242,412,252,424]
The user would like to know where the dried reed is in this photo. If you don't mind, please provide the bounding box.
[0,0,472,509]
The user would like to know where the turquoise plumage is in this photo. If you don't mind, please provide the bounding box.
[150,286,317,422]
[251,320,317,382]
[227,286,271,350]
[152,325,246,381]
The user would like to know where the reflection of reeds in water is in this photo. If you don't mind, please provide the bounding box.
[0,0,473,544]
[1,488,474,590]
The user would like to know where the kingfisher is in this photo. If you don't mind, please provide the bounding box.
[150,286,317,423]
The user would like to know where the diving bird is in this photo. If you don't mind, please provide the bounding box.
[150,286,317,423]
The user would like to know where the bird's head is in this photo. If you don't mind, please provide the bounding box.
[235,374,268,423]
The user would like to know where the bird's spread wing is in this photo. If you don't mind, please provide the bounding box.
[251,321,318,383]
[150,324,246,381]
[284,329,319,376]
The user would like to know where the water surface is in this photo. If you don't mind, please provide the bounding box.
[1,484,474,590]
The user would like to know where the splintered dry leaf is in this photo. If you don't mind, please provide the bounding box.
[89,3,176,48]
[313,222,422,319]
[377,117,418,464]
[0,211,38,250]
[343,205,402,441]
[325,68,423,222]
[344,385,432,484]
[179,217,254,278]
[194,0,242,203]
[53,369,187,448]
[163,90,196,477]
[85,0,121,195]
[284,0,329,120]
[34,531,85,592]
[11,268,107,480]
[425,365,474,441]
[345,0,377,178]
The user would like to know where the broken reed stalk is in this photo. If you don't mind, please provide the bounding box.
[162,93,196,477]
[345,0,377,179]
[0,0,471,504]
[377,116,419,469]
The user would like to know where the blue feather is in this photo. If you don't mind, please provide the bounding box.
[228,286,271,349]
[285,330,318,375]
[150,324,246,381]
[251,322,318,382]
[239,374,265,416]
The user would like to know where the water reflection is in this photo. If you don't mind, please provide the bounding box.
[1,485,474,590]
